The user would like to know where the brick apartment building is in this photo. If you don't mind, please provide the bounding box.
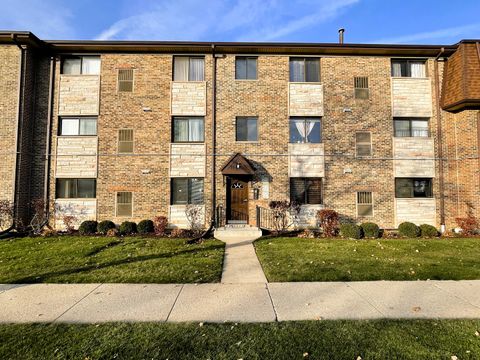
[0,31,479,232]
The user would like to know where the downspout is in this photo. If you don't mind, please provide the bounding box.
[43,56,56,225]
[10,34,26,231]
[434,48,446,231]
[211,44,217,226]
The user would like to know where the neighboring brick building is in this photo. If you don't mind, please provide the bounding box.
[1,31,480,232]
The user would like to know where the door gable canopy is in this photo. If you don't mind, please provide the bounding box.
[221,153,255,176]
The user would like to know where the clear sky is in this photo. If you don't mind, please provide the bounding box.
[1,0,479,44]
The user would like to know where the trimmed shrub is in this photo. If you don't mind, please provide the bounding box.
[361,222,380,238]
[78,220,98,235]
[153,216,168,236]
[420,224,439,237]
[138,219,154,234]
[317,209,339,237]
[119,221,137,235]
[398,222,420,237]
[340,223,363,239]
[97,220,116,235]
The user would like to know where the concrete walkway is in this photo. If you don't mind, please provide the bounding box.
[1,280,480,323]
[221,238,267,283]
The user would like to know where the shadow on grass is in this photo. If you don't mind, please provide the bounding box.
[85,240,123,257]
[8,244,225,284]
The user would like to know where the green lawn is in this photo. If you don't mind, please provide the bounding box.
[255,237,480,282]
[1,320,479,359]
[0,236,224,283]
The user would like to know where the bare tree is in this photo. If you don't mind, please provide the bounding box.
[185,204,204,237]
[269,200,301,234]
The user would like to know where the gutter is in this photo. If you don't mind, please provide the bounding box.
[434,48,446,231]
[211,44,217,226]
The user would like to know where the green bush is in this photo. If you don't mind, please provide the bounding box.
[78,220,98,235]
[97,220,116,235]
[339,223,363,239]
[137,219,154,234]
[119,221,137,235]
[420,224,439,237]
[360,222,380,238]
[398,222,420,237]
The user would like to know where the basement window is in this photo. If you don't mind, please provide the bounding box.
[395,178,433,198]
[62,56,101,75]
[56,179,96,199]
[171,178,204,205]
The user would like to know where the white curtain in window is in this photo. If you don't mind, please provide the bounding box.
[412,120,429,137]
[295,119,315,142]
[63,58,81,75]
[189,118,204,141]
[189,58,204,81]
[410,62,425,78]
[392,62,402,77]
[61,119,79,135]
[82,57,101,75]
[174,57,189,81]
[174,119,189,142]
[290,59,304,82]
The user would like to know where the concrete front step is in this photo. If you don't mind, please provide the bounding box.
[214,226,263,242]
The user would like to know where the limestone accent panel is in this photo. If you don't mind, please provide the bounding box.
[58,75,100,116]
[393,137,435,177]
[395,198,436,227]
[55,137,98,178]
[294,204,324,228]
[288,83,324,116]
[54,199,97,230]
[289,143,325,177]
[171,81,206,116]
[169,205,205,229]
[391,78,432,117]
[170,144,206,177]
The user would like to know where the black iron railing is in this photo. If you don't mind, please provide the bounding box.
[230,209,248,222]
[256,206,276,230]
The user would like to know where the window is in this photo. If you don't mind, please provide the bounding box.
[357,192,373,216]
[116,192,133,217]
[236,117,258,141]
[289,117,321,143]
[356,132,372,157]
[173,117,204,142]
[118,129,134,153]
[395,178,433,198]
[290,178,322,205]
[394,119,429,137]
[289,57,320,82]
[354,77,369,99]
[59,117,97,136]
[391,60,426,78]
[171,178,204,205]
[235,57,257,80]
[118,69,134,92]
[62,56,101,75]
[56,179,96,198]
[173,56,204,81]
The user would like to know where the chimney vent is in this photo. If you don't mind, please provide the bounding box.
[338,28,345,44]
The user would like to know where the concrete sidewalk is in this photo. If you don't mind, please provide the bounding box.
[1,280,479,323]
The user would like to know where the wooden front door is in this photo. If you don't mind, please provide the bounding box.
[228,178,249,222]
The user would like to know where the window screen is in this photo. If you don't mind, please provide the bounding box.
[356,132,372,157]
[357,192,373,216]
[116,192,133,216]
[118,129,134,153]
[118,69,134,92]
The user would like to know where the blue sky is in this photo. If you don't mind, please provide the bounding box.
[1,0,479,44]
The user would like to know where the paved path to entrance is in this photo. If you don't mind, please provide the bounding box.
[1,280,479,323]
[221,238,267,283]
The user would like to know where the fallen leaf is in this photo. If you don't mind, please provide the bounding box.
[412,306,421,312]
